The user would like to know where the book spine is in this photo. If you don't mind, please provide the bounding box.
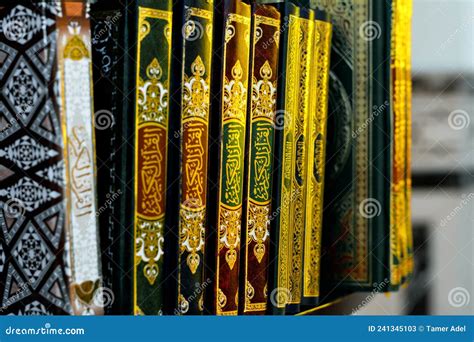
[390,0,404,288]
[360,0,392,288]
[268,2,300,315]
[286,7,314,313]
[240,3,280,315]
[390,0,413,286]
[133,1,173,315]
[404,0,414,280]
[0,3,71,315]
[302,17,332,305]
[91,1,132,315]
[211,0,251,316]
[57,2,103,315]
[176,0,214,315]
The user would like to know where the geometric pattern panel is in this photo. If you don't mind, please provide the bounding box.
[0,42,17,78]
[0,199,26,245]
[12,223,54,290]
[2,56,45,126]
[39,266,71,314]
[0,135,59,170]
[34,202,64,249]
[0,3,69,316]
[0,101,21,142]
[30,99,62,145]
[26,31,56,79]
[2,263,31,307]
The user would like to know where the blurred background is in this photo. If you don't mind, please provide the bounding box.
[355,0,473,315]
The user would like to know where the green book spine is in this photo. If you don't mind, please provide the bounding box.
[133,0,173,315]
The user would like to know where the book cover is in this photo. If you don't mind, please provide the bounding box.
[320,0,393,290]
[171,0,214,315]
[57,1,103,315]
[133,1,173,315]
[266,1,300,315]
[90,0,134,315]
[240,2,280,315]
[390,0,413,287]
[208,0,251,316]
[286,3,314,314]
[301,11,332,306]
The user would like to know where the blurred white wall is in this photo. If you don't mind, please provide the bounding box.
[412,0,473,74]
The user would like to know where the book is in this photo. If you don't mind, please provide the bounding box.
[132,0,173,315]
[0,2,71,315]
[286,2,314,314]
[239,1,280,315]
[57,1,102,316]
[267,1,300,315]
[301,10,332,306]
[169,0,214,315]
[404,0,414,281]
[320,0,394,290]
[390,0,414,287]
[90,0,134,315]
[207,0,251,316]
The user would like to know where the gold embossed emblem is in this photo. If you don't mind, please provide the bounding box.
[135,219,164,285]
[248,202,270,263]
[182,56,209,119]
[251,61,277,119]
[180,207,205,274]
[138,58,168,124]
[223,60,247,121]
[219,207,241,270]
